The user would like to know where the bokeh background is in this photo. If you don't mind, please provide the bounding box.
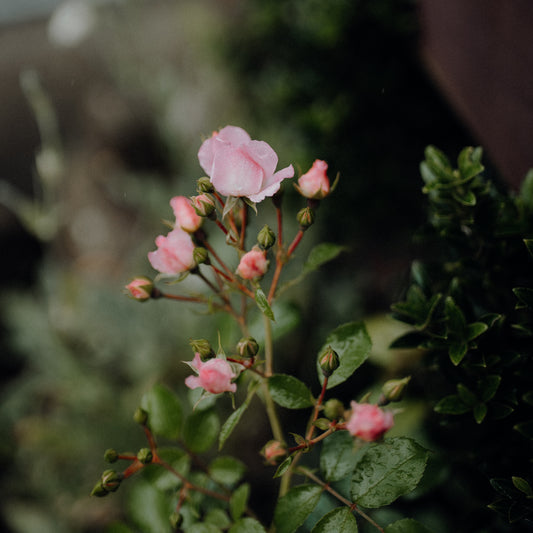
[1,1,532,532]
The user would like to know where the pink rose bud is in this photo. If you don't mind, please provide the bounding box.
[125,276,153,301]
[296,160,330,199]
[190,193,216,218]
[170,196,203,233]
[198,125,294,203]
[185,353,237,394]
[236,247,269,280]
[345,401,394,442]
[261,440,286,464]
[148,227,196,275]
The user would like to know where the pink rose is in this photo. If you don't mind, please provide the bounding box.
[185,353,237,394]
[190,193,216,217]
[261,440,286,464]
[198,125,294,203]
[345,401,394,442]
[236,248,269,279]
[125,276,153,301]
[296,160,330,199]
[170,196,203,233]
[148,227,196,275]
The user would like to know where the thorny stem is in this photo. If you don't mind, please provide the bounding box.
[296,467,385,533]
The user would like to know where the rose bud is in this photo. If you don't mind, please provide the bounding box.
[125,276,153,301]
[170,196,203,233]
[236,247,269,280]
[296,160,330,199]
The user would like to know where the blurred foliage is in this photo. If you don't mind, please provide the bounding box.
[391,147,533,532]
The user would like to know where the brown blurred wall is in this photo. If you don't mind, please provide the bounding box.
[419,0,533,189]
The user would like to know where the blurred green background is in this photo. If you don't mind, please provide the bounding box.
[0,0,488,531]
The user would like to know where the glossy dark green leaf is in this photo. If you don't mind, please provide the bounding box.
[208,456,246,486]
[228,518,266,533]
[479,375,501,402]
[449,342,468,366]
[128,480,173,533]
[513,288,533,309]
[317,322,371,389]
[320,430,359,482]
[219,383,257,450]
[140,384,183,440]
[457,384,477,406]
[303,243,346,273]
[268,374,314,409]
[183,408,219,453]
[273,484,322,533]
[434,395,470,415]
[230,483,250,521]
[473,403,487,423]
[351,437,429,508]
[311,506,358,532]
[465,322,489,341]
[512,477,533,498]
[514,421,533,439]
[274,455,293,478]
[385,518,434,533]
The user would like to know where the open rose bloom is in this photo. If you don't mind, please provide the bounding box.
[345,401,394,442]
[198,126,294,203]
[185,353,237,395]
[148,227,196,275]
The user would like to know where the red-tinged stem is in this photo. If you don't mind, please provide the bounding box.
[287,229,305,258]
[213,191,225,208]
[306,377,329,441]
[226,356,266,377]
[159,292,206,303]
[296,467,385,533]
[239,202,248,250]
[215,219,229,235]
[276,205,283,245]
[287,426,336,454]
[122,459,145,479]
[267,260,283,304]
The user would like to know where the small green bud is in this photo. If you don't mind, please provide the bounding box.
[193,246,209,265]
[133,407,148,426]
[191,193,216,217]
[197,177,214,193]
[382,376,411,403]
[91,480,109,497]
[318,346,340,377]
[236,336,259,357]
[323,398,345,420]
[137,448,153,464]
[257,224,276,250]
[297,207,315,229]
[104,448,118,463]
[170,511,183,529]
[189,338,215,359]
[101,469,123,493]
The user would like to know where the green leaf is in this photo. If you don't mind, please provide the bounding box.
[187,524,223,533]
[230,483,250,521]
[255,287,275,321]
[219,383,257,450]
[183,408,219,453]
[479,375,501,402]
[456,384,477,406]
[105,522,135,533]
[320,430,359,482]
[317,322,372,389]
[514,421,533,439]
[445,297,466,334]
[434,395,470,415]
[128,480,172,533]
[453,189,476,206]
[449,342,468,366]
[140,384,183,440]
[512,477,533,498]
[465,322,489,341]
[524,239,533,258]
[205,509,231,529]
[351,437,429,507]
[274,455,293,478]
[311,506,358,532]
[513,287,533,309]
[473,403,487,423]
[303,243,346,274]
[208,456,246,486]
[268,374,314,409]
[457,146,484,182]
[228,518,266,533]
[385,518,434,533]
[273,484,322,533]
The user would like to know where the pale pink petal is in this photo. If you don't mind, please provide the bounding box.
[211,145,264,197]
[185,375,202,390]
[198,136,217,176]
[217,125,251,146]
[248,165,294,203]
[241,140,278,177]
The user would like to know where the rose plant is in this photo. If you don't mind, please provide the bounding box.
[94,126,431,533]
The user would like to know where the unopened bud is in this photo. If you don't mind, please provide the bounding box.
[125,276,153,301]
[257,224,276,250]
[133,407,148,426]
[197,177,214,193]
[236,336,259,357]
[104,448,118,463]
[193,246,209,265]
[261,440,286,464]
[189,339,215,359]
[91,480,109,497]
[318,346,340,377]
[101,469,123,493]
[170,511,183,529]
[323,398,345,420]
[191,193,216,217]
[382,376,411,403]
[137,448,153,464]
[297,207,315,229]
